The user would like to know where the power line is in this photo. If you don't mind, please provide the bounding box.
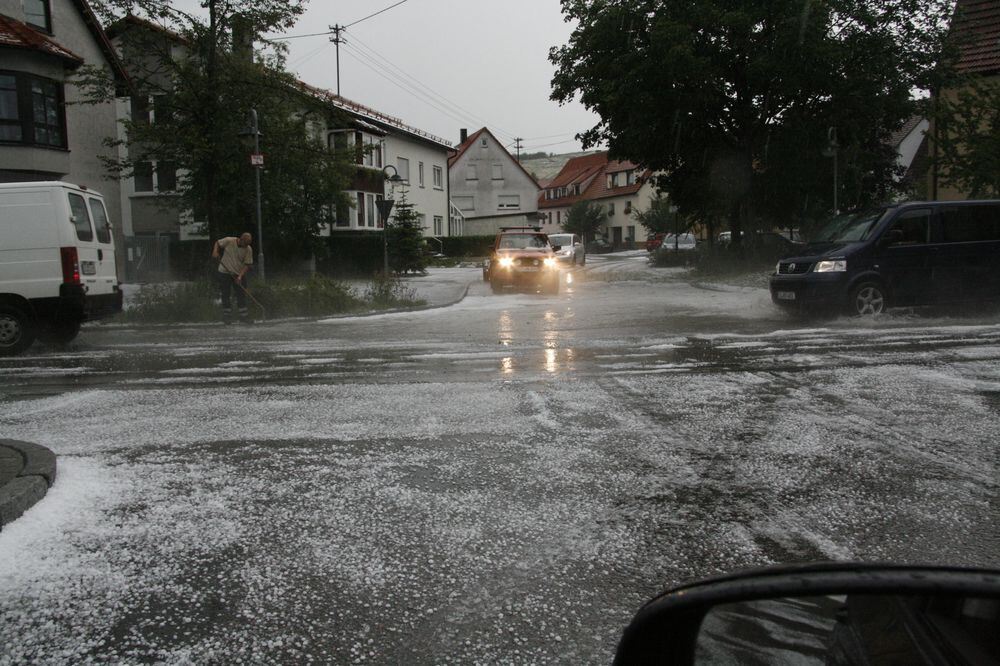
[345,0,411,29]
[344,29,518,142]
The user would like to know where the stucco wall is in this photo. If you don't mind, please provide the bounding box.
[383,135,450,236]
[449,132,539,226]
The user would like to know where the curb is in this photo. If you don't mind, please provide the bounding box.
[0,440,57,531]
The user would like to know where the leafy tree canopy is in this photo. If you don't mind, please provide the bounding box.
[931,77,1000,198]
[81,0,355,267]
[562,200,605,240]
[632,193,682,235]
[550,0,952,241]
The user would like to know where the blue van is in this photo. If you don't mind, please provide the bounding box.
[769,201,1000,315]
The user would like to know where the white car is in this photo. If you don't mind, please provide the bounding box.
[547,233,587,265]
[657,232,698,251]
[0,181,123,355]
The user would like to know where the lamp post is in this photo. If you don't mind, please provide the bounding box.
[376,164,403,275]
[239,108,265,281]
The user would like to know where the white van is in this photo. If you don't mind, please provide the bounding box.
[0,181,122,355]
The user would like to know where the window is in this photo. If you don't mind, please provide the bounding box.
[498,195,520,209]
[454,196,474,211]
[134,161,154,193]
[357,192,366,227]
[0,72,65,148]
[418,161,425,187]
[397,157,410,182]
[557,211,561,224]
[492,163,503,180]
[888,209,930,245]
[67,193,93,242]
[607,202,615,216]
[366,193,376,227]
[940,206,1000,243]
[480,137,488,148]
[375,194,385,228]
[433,165,443,189]
[157,162,177,192]
[466,163,477,180]
[89,198,112,244]
[24,0,51,32]
[334,196,350,227]
[433,216,443,235]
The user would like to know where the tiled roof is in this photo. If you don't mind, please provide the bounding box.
[0,13,84,65]
[889,115,925,148]
[951,0,1000,75]
[538,151,651,209]
[297,81,452,149]
[447,127,541,187]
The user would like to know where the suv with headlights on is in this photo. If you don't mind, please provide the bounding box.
[486,227,561,294]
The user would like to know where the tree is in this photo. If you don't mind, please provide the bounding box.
[80,0,354,267]
[563,200,605,240]
[387,191,426,275]
[550,0,952,245]
[632,193,680,235]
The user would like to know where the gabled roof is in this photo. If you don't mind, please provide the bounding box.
[105,14,188,44]
[538,151,651,209]
[0,13,84,65]
[951,0,1000,75]
[447,127,541,187]
[298,81,452,149]
[72,0,131,86]
[889,115,925,149]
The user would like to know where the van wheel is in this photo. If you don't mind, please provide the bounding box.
[850,282,887,316]
[0,306,36,356]
[38,320,81,345]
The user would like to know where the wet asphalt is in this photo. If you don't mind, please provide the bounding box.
[1,260,998,664]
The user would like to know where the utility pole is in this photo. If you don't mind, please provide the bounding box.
[514,137,523,161]
[329,24,345,95]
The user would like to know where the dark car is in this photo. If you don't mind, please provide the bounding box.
[769,201,1000,316]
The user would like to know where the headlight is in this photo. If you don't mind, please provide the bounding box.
[814,260,847,273]
[498,256,514,268]
[543,257,557,268]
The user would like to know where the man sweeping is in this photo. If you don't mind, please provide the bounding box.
[211,232,254,323]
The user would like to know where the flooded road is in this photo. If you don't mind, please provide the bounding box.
[2,264,999,663]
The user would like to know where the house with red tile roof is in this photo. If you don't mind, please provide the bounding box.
[538,152,657,248]
[928,0,1000,200]
[448,127,541,235]
[0,0,130,270]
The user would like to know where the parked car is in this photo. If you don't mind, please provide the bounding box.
[586,237,614,254]
[655,233,698,252]
[547,233,586,265]
[485,226,561,294]
[645,232,666,252]
[0,181,123,355]
[770,200,1000,316]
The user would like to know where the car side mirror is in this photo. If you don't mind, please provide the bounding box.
[614,563,1000,665]
[880,229,904,248]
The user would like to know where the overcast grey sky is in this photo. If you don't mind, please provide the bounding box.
[171,0,602,152]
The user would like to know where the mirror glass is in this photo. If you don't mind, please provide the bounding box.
[695,593,1000,665]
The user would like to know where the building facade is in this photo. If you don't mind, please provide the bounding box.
[448,127,541,236]
[0,0,129,269]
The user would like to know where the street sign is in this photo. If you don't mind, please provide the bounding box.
[250,154,264,166]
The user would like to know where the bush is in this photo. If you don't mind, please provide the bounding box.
[117,274,424,324]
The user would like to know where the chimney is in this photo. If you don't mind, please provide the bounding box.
[460,128,468,143]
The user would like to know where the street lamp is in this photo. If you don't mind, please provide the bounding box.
[376,164,403,275]
[239,108,265,281]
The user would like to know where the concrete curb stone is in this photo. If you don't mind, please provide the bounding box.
[0,439,57,531]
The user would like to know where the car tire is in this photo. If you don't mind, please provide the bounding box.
[38,319,82,345]
[0,305,37,356]
[849,281,888,316]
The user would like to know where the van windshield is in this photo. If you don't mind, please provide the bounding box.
[813,210,885,243]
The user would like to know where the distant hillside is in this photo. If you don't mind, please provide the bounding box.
[520,150,602,183]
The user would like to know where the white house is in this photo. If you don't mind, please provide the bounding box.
[448,127,541,236]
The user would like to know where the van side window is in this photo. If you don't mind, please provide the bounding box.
[67,193,93,242]
[888,209,930,245]
[940,206,1000,243]
[89,198,112,244]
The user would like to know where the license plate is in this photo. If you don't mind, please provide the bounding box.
[81,261,97,275]
[777,291,796,300]
[518,267,539,272]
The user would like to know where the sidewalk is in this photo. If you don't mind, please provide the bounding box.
[0,440,56,531]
